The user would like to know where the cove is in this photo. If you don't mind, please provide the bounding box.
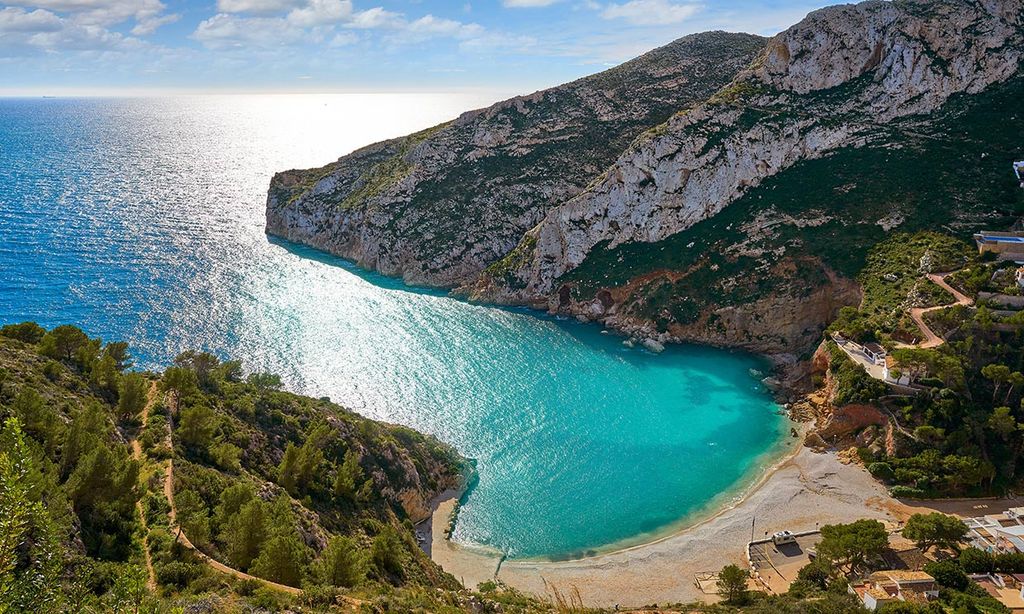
[0,95,788,559]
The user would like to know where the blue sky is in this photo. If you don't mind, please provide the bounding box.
[0,0,831,94]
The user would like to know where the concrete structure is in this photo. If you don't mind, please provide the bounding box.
[966,511,1024,554]
[975,232,1024,261]
[863,342,887,365]
[883,356,912,386]
[851,571,938,611]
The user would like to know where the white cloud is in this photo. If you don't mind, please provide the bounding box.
[328,30,357,46]
[26,0,176,30]
[286,0,352,27]
[0,7,62,33]
[601,0,701,25]
[192,3,486,50]
[216,0,303,14]
[459,30,536,52]
[502,0,560,6]
[0,6,151,53]
[193,13,304,48]
[131,13,178,35]
[348,6,404,29]
[406,15,482,39]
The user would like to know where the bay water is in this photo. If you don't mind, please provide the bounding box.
[0,95,787,558]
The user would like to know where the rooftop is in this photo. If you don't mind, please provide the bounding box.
[995,525,1024,536]
[881,570,935,583]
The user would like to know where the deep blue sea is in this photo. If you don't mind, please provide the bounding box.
[0,95,788,559]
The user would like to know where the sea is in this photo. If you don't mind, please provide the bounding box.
[0,94,788,559]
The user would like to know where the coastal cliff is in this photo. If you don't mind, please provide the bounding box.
[268,0,1024,358]
[472,0,1024,355]
[265,31,765,286]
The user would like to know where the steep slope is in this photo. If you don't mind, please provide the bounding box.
[475,0,1024,355]
[0,323,477,611]
[266,32,765,286]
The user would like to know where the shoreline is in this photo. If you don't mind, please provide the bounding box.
[429,404,795,567]
[429,445,917,607]
[523,413,800,563]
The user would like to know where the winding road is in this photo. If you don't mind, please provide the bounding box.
[901,272,974,349]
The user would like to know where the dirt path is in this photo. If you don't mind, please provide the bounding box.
[131,382,160,591]
[153,382,366,608]
[159,391,303,595]
[902,272,974,349]
[162,457,304,595]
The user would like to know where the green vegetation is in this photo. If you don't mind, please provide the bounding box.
[816,519,889,574]
[716,564,751,605]
[779,520,1009,613]
[901,513,967,553]
[485,233,537,290]
[828,343,888,406]
[0,322,566,613]
[819,228,1024,499]
[827,232,969,345]
[339,122,450,211]
[561,76,1024,348]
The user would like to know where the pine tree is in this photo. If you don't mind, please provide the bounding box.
[333,450,363,501]
[277,444,301,495]
[177,403,218,450]
[315,536,366,588]
[370,526,404,577]
[117,373,149,420]
[251,534,308,587]
[60,401,109,480]
[716,564,750,605]
[214,482,255,530]
[225,500,267,571]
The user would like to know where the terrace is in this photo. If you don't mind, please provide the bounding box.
[975,232,1024,261]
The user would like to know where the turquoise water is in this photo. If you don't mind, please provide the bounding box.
[0,95,787,559]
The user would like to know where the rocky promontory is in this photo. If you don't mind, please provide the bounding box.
[268,0,1023,359]
[266,31,765,286]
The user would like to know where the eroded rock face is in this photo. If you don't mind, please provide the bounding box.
[265,32,766,286]
[487,0,1023,299]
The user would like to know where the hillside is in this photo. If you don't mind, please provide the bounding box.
[0,321,899,613]
[0,322,519,612]
[265,31,766,286]
[474,0,1024,358]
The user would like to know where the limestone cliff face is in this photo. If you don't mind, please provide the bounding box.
[485,0,1023,302]
[266,32,766,286]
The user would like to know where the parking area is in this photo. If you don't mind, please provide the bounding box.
[749,533,822,594]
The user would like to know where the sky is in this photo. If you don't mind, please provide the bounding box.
[0,0,832,95]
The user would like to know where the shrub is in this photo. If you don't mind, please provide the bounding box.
[889,485,927,499]
[868,462,895,481]
[959,548,994,574]
[371,526,405,578]
[0,322,46,344]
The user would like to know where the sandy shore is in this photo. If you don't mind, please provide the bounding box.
[430,445,921,608]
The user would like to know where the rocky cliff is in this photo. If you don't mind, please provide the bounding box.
[471,0,1023,355]
[268,0,1024,359]
[266,32,765,286]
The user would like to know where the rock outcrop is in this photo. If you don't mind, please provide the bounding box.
[267,0,1023,358]
[266,32,766,286]
[485,0,1023,302]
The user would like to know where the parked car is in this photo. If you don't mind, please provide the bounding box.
[772,530,796,546]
